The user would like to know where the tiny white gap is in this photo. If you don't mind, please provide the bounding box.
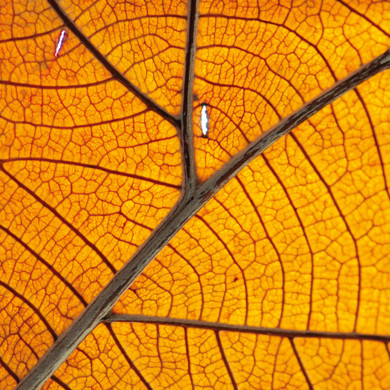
[201,103,209,138]
[55,30,67,57]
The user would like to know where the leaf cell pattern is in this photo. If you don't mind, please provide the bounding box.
[0,0,390,389]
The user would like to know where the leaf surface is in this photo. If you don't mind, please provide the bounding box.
[194,0,390,179]
[1,0,390,389]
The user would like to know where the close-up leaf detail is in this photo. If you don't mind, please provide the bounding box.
[0,0,390,389]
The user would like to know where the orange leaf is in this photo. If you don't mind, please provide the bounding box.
[1,0,390,389]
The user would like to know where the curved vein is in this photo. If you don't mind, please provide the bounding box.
[15,47,390,390]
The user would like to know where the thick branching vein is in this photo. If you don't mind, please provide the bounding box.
[104,314,390,343]
[47,0,179,128]
[15,43,390,390]
[180,0,199,193]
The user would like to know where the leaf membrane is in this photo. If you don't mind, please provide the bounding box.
[193,0,390,180]
[1,0,182,384]
[57,0,188,113]
[1,0,390,388]
[111,72,390,388]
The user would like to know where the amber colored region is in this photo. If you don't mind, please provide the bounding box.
[1,0,390,389]
[0,0,181,385]
[194,0,390,180]
[57,0,187,114]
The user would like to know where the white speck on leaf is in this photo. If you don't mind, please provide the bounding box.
[55,30,67,57]
[201,103,209,138]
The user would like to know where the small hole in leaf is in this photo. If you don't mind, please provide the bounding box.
[201,103,209,138]
[55,29,67,57]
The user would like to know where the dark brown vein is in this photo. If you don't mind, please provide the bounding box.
[289,338,314,390]
[271,338,283,390]
[104,314,390,343]
[46,0,179,128]
[354,88,390,200]
[215,332,238,390]
[184,328,195,389]
[0,356,20,384]
[198,11,390,204]
[0,108,150,130]
[234,175,286,327]
[0,281,57,341]
[0,78,113,89]
[106,324,152,390]
[15,48,390,390]
[198,49,390,202]
[289,132,362,332]
[0,164,116,274]
[51,376,72,390]
[0,224,87,306]
[0,27,60,44]
[1,158,181,190]
[336,0,390,37]
[195,213,249,324]
[180,0,200,192]
[260,154,315,329]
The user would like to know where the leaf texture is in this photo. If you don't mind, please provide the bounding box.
[1,0,390,389]
[194,0,390,179]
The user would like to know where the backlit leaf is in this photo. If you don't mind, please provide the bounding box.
[1,0,390,389]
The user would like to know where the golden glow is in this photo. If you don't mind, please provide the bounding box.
[1,0,390,388]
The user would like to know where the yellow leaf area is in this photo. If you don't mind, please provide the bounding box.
[0,0,181,384]
[194,0,390,180]
[103,72,388,388]
[58,0,187,114]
